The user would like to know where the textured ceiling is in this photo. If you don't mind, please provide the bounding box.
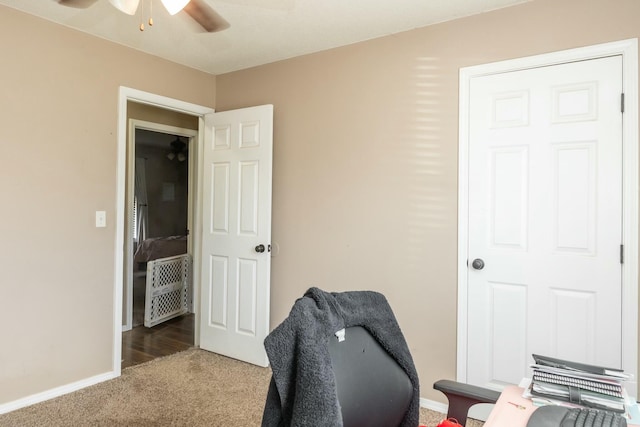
[0,0,528,75]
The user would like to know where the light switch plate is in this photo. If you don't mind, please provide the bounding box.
[96,211,106,228]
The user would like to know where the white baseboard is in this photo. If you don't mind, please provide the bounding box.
[420,396,449,414]
[0,371,118,415]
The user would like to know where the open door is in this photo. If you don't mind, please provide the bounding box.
[199,105,273,367]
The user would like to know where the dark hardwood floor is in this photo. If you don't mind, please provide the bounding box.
[121,313,195,369]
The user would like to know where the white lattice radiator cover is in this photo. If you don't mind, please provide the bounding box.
[144,254,191,328]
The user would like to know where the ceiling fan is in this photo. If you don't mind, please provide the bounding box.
[56,0,230,33]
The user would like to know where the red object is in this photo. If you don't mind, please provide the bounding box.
[437,418,463,427]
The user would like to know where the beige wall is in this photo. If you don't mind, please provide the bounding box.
[0,6,215,404]
[216,0,640,403]
[2,0,639,411]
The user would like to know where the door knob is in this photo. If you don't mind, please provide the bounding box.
[255,244,265,253]
[471,258,485,270]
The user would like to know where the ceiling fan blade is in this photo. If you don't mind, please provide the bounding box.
[109,0,140,15]
[56,0,98,8]
[183,0,230,33]
[160,0,190,15]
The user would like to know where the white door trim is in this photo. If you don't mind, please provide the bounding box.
[122,119,198,332]
[457,39,638,392]
[113,87,214,376]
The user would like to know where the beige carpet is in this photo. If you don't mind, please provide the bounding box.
[0,348,483,426]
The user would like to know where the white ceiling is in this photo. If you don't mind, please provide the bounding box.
[0,0,528,75]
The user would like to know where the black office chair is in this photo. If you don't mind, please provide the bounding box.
[328,325,414,426]
[328,327,499,427]
[261,287,498,427]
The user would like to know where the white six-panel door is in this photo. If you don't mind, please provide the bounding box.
[199,105,273,367]
[466,56,623,389]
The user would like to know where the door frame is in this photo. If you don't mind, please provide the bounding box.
[122,119,198,331]
[457,39,639,393]
[113,86,214,376]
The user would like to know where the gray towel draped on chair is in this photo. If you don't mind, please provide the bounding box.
[261,287,420,427]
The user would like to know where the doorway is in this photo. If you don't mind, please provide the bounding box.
[123,120,198,330]
[131,129,190,326]
[114,88,275,378]
[456,39,638,398]
[121,121,198,367]
[113,89,214,377]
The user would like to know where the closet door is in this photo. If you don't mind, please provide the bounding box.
[465,56,623,389]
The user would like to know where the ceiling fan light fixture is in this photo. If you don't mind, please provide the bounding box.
[160,0,191,15]
[108,0,140,15]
